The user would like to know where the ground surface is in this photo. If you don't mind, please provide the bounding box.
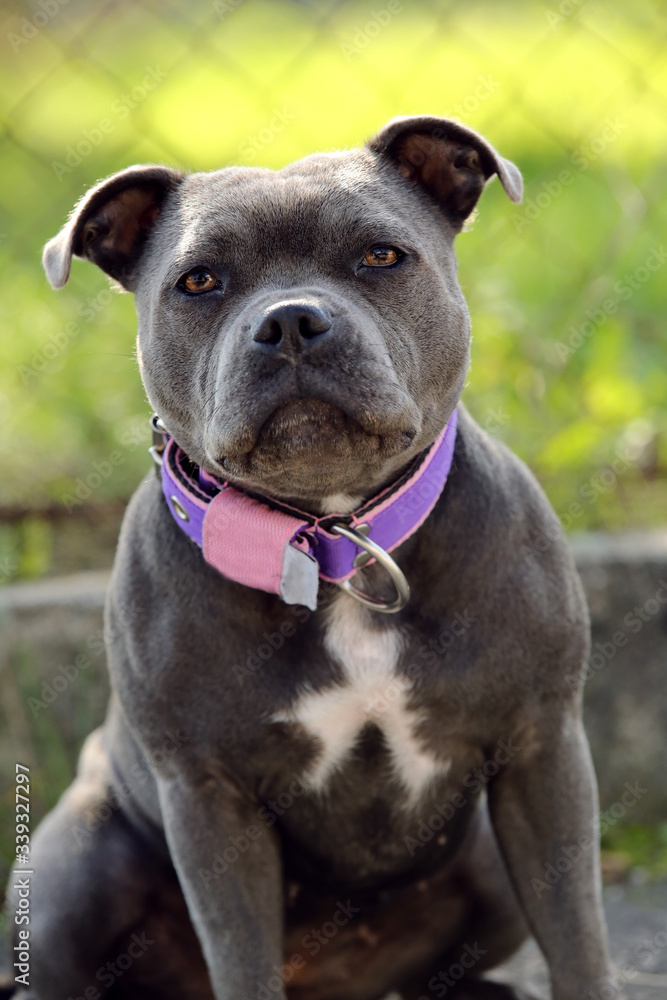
[491,878,667,998]
[1,881,666,997]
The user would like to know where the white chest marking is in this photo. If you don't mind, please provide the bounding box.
[274,595,446,801]
[319,494,363,514]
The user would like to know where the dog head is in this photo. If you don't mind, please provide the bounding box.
[44,116,521,509]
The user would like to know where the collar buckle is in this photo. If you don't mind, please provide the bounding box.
[149,413,168,475]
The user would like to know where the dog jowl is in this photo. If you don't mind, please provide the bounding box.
[7,117,616,1000]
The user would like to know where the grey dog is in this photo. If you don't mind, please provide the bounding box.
[6,116,616,1000]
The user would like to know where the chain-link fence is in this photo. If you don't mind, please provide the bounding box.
[1,0,667,968]
[0,0,665,585]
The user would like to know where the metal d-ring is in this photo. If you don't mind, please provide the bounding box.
[331,523,410,614]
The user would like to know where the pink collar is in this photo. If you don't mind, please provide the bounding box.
[154,408,458,613]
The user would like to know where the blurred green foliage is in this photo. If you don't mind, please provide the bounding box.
[0,0,666,583]
[602,823,667,881]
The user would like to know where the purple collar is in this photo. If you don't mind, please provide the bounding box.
[153,408,458,613]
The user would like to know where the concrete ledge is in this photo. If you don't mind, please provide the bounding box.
[570,531,667,823]
[570,529,667,564]
[0,570,110,610]
[1,532,666,822]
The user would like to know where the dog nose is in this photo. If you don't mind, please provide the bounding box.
[251,300,332,350]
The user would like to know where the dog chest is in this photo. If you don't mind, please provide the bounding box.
[273,595,446,800]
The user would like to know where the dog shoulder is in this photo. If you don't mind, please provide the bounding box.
[449,405,590,668]
[454,403,578,570]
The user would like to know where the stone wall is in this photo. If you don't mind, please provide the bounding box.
[1,532,666,824]
[572,531,667,825]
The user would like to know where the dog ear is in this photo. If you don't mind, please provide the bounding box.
[43,164,186,291]
[367,115,522,227]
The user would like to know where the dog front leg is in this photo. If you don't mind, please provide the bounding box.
[488,714,620,1000]
[157,774,285,1000]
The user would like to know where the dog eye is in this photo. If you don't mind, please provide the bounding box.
[362,247,400,267]
[179,269,219,294]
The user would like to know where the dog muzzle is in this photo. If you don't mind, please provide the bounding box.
[149,408,458,614]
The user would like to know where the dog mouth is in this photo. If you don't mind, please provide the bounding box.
[253,396,418,461]
[256,398,353,452]
[208,396,419,503]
